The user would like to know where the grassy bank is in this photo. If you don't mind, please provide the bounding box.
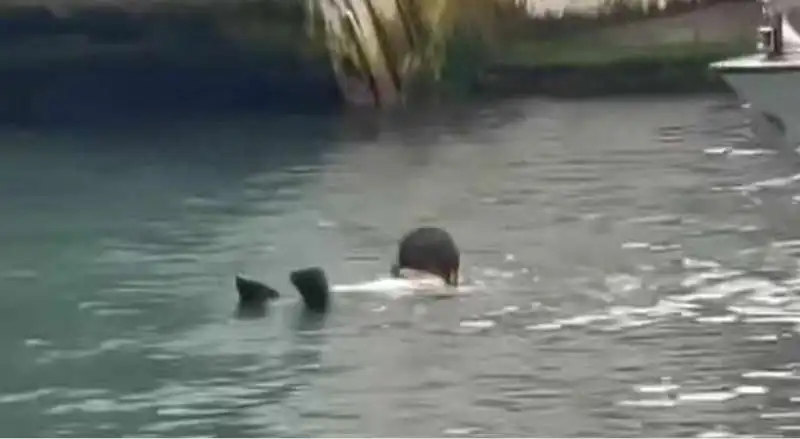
[473,38,752,97]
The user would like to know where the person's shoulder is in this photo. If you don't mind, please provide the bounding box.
[398,269,473,298]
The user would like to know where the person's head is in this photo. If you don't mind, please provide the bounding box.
[394,227,460,286]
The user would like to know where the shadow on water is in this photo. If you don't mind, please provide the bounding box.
[0,5,342,128]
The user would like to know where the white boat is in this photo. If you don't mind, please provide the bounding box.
[710,0,800,147]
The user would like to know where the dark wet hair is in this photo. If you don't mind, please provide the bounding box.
[394,227,460,286]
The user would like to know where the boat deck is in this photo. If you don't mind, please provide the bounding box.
[711,50,800,72]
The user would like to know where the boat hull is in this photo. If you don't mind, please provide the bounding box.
[712,54,800,147]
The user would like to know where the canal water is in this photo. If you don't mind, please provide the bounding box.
[1,95,800,437]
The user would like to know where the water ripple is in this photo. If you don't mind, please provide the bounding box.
[3,97,800,437]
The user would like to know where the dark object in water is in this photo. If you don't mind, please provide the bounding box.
[290,267,331,313]
[235,275,280,305]
[395,226,460,286]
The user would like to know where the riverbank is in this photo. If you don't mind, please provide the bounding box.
[476,40,751,97]
[0,0,761,122]
[472,1,760,97]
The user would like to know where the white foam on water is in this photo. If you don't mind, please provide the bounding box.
[557,314,610,328]
[481,267,517,279]
[601,317,655,331]
[695,426,751,438]
[729,306,792,316]
[627,214,682,225]
[525,322,563,331]
[635,377,679,394]
[775,425,800,431]
[746,316,800,324]
[526,296,703,335]
[316,219,337,229]
[742,370,799,380]
[760,411,800,419]
[772,239,800,249]
[703,147,775,157]
[443,427,481,436]
[650,243,682,253]
[747,334,779,342]
[680,269,743,289]
[783,276,800,288]
[24,338,51,348]
[485,305,520,317]
[682,277,774,302]
[0,388,53,404]
[459,320,496,330]
[734,172,800,192]
[605,273,643,294]
[683,258,722,270]
[734,385,769,395]
[749,292,792,307]
[678,391,737,403]
[621,391,746,410]
[608,305,654,317]
[618,398,678,408]
[696,314,738,324]
[649,299,703,314]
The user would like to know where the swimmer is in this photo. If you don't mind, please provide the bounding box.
[392,226,461,287]
[235,226,464,313]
